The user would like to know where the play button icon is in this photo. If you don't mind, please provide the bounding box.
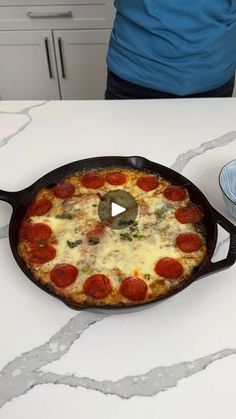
[112,202,126,217]
[98,189,138,230]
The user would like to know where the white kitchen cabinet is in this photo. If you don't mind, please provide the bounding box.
[0,31,60,100]
[54,30,110,100]
[0,1,114,100]
[0,28,111,100]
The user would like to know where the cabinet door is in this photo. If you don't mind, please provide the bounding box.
[0,31,60,100]
[54,30,110,100]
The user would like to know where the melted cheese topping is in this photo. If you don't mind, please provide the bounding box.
[18,168,207,307]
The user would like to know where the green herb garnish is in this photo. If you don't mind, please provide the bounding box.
[92,204,97,207]
[67,239,82,248]
[81,264,92,274]
[154,207,165,219]
[120,232,133,241]
[88,237,100,245]
[119,220,146,241]
[136,235,146,240]
[144,274,151,280]
[56,213,72,220]
[130,227,138,233]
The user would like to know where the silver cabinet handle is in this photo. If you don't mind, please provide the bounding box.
[58,37,66,79]
[44,38,53,79]
[27,10,72,18]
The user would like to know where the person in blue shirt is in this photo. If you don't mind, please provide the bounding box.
[105,1,236,99]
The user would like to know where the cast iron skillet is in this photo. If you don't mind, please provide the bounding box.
[1,156,236,312]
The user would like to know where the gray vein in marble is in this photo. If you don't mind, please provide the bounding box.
[171,131,236,172]
[1,130,235,408]
[0,101,49,148]
[1,348,236,406]
[0,312,107,408]
[0,224,8,240]
[36,348,236,398]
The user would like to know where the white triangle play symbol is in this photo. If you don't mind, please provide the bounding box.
[112,202,126,217]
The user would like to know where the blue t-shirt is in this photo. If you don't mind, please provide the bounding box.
[107,1,236,95]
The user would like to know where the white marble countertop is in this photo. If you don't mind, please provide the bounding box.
[0,99,236,419]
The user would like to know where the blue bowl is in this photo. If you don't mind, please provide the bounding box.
[219,159,236,220]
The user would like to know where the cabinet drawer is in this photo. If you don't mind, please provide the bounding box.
[0,0,99,4]
[0,2,115,30]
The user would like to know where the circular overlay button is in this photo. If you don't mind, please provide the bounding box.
[98,190,138,230]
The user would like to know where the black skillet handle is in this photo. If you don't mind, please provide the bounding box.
[203,207,236,275]
[0,189,22,209]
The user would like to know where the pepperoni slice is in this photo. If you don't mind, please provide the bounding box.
[175,205,202,224]
[155,257,184,279]
[137,175,159,192]
[20,222,52,244]
[119,277,148,301]
[163,185,187,201]
[176,233,203,253]
[30,244,56,264]
[52,182,75,199]
[27,199,52,217]
[105,171,127,185]
[83,274,112,299]
[50,263,78,288]
[81,173,105,189]
[87,223,105,239]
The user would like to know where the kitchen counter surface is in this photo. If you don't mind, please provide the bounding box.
[0,99,236,419]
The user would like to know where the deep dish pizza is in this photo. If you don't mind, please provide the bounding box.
[18,168,207,307]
